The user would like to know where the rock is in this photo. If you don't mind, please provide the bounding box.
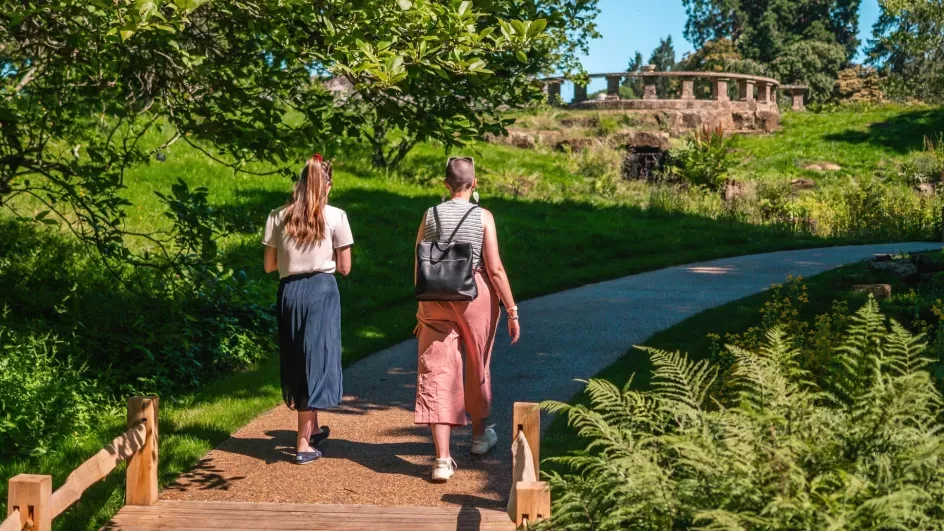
[802,162,842,172]
[852,284,892,300]
[508,131,536,149]
[756,111,780,133]
[916,183,936,195]
[732,111,756,130]
[869,260,918,279]
[791,178,816,191]
[911,253,944,273]
[610,130,670,150]
[555,137,598,152]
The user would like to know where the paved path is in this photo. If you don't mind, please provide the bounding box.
[163,243,940,509]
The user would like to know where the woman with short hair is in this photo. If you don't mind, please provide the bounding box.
[414,156,521,483]
[263,154,353,465]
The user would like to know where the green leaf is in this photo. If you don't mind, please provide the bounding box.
[120,29,135,41]
[515,50,528,63]
[457,1,471,16]
[528,19,547,37]
[397,0,412,10]
[511,20,528,36]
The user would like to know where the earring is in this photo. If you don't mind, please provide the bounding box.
[472,190,480,203]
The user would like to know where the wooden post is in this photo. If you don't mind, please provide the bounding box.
[8,475,52,531]
[126,396,159,506]
[515,481,551,527]
[513,402,540,477]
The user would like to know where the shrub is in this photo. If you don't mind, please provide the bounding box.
[900,136,944,186]
[669,125,735,189]
[567,142,623,197]
[0,323,107,458]
[545,299,944,530]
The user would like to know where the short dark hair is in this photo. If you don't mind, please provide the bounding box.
[445,156,475,191]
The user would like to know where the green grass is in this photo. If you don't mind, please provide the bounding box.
[733,103,944,181]
[542,250,944,466]
[5,103,941,529]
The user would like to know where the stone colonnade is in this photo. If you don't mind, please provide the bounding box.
[543,71,797,109]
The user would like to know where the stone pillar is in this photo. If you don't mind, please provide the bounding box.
[573,83,587,104]
[756,82,771,103]
[711,78,729,101]
[680,77,695,100]
[545,81,561,105]
[605,76,621,100]
[738,79,755,102]
[783,87,808,111]
[642,76,658,100]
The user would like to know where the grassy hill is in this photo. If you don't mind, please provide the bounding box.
[1,102,941,529]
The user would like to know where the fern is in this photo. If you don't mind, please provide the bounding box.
[544,299,944,530]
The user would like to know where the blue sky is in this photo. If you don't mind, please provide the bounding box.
[565,0,882,98]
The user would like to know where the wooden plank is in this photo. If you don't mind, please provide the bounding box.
[50,422,148,517]
[513,402,541,477]
[515,481,551,527]
[122,501,510,517]
[102,501,516,531]
[126,396,159,506]
[0,509,22,531]
[7,474,52,531]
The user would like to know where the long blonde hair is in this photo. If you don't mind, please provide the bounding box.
[284,155,332,244]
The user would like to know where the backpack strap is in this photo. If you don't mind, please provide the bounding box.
[446,205,479,242]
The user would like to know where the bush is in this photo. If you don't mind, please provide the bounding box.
[669,125,735,189]
[546,299,944,529]
[0,323,107,458]
[567,142,623,197]
[900,136,944,186]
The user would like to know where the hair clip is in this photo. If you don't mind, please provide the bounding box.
[313,153,323,163]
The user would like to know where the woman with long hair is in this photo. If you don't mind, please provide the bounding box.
[414,156,521,482]
[262,154,353,465]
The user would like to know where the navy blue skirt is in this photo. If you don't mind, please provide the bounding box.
[277,272,343,411]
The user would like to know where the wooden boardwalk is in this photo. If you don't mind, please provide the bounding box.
[101,500,516,530]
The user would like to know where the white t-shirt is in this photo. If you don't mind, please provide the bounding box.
[262,205,354,278]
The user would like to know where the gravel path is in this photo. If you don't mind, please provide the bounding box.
[163,243,940,509]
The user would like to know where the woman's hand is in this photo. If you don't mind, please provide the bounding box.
[508,317,521,345]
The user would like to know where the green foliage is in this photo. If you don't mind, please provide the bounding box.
[545,299,944,530]
[868,0,944,103]
[0,323,108,459]
[899,136,944,186]
[770,40,848,103]
[681,0,860,101]
[670,125,735,189]
[648,35,677,98]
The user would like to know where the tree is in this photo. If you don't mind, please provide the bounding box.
[681,0,860,101]
[622,50,645,98]
[648,35,677,97]
[0,0,550,271]
[868,0,944,102]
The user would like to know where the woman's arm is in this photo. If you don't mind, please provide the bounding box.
[414,215,425,286]
[335,246,352,276]
[264,246,278,273]
[481,209,520,344]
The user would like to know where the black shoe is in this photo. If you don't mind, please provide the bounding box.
[309,425,330,447]
[295,449,322,465]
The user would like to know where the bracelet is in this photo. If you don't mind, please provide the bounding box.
[507,305,518,313]
[508,315,519,321]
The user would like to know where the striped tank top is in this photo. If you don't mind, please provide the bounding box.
[423,199,484,269]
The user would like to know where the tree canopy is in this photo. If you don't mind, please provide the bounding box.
[681,0,861,101]
[868,0,944,103]
[1,0,598,271]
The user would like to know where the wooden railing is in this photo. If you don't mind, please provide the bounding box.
[2,396,158,531]
[510,402,551,528]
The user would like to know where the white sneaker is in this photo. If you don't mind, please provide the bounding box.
[431,457,457,483]
[470,426,498,455]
